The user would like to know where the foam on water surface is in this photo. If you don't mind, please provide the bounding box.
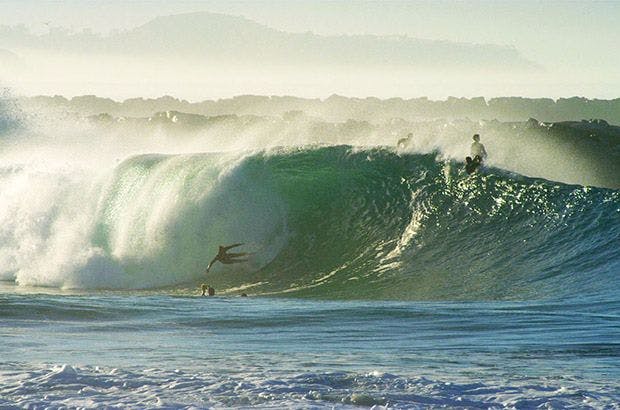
[2,363,618,409]
[1,293,619,408]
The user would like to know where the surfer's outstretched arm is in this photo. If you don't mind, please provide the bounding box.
[222,243,244,251]
[205,256,218,273]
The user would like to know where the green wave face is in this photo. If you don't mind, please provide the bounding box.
[240,147,619,300]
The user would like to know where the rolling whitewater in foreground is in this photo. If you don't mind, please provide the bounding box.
[0,97,619,408]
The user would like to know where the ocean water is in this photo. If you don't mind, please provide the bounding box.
[0,112,619,408]
[1,290,619,408]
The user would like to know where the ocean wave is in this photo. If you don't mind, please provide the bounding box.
[1,146,618,300]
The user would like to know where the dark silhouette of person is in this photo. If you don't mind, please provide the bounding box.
[205,243,250,273]
[465,155,483,174]
[201,283,215,296]
[397,133,413,148]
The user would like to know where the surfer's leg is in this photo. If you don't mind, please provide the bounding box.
[226,252,249,258]
[220,257,249,264]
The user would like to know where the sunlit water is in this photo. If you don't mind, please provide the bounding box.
[1,285,619,408]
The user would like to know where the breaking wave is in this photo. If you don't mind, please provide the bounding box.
[1,144,618,300]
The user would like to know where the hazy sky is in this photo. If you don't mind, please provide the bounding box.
[0,0,618,99]
[2,0,618,63]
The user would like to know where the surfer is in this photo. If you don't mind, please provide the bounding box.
[470,134,487,161]
[465,134,487,174]
[397,133,413,148]
[205,243,250,273]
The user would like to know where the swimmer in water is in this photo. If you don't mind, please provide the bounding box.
[201,284,215,296]
[205,243,251,273]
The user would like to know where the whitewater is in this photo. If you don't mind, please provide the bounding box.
[0,98,619,408]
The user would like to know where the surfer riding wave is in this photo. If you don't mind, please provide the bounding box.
[465,134,487,174]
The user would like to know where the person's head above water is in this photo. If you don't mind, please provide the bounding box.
[473,134,480,142]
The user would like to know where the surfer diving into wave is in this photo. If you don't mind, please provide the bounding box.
[205,243,251,273]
